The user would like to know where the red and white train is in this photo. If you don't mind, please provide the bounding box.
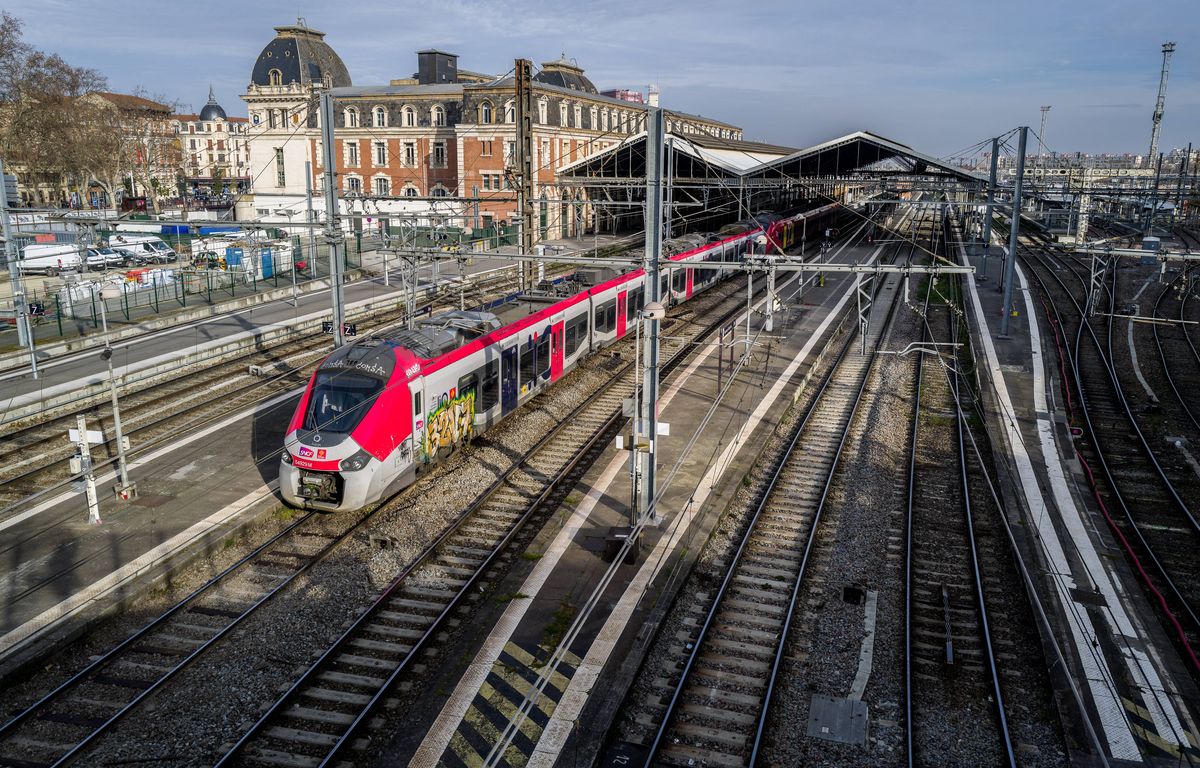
[280,204,841,511]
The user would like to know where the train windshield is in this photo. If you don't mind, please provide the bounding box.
[303,371,385,433]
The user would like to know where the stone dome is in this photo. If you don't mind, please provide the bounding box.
[534,56,597,94]
[251,23,351,88]
[199,86,226,121]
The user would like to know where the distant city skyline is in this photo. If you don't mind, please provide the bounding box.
[7,0,1199,158]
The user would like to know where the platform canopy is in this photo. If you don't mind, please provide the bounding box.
[557,129,984,233]
[559,129,987,187]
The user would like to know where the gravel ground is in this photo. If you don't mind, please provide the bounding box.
[609,312,851,749]
[760,296,919,768]
[0,279,745,767]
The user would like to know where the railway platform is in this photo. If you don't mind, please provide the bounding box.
[956,229,1200,765]
[387,237,890,767]
[0,236,623,678]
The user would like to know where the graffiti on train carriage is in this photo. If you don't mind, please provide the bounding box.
[422,390,476,460]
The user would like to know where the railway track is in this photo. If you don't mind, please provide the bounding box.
[0,275,757,768]
[1016,236,1200,674]
[629,260,902,768]
[0,265,569,512]
[209,279,767,768]
[903,278,1015,766]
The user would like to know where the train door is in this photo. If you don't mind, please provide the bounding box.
[501,345,519,415]
[616,291,627,338]
[551,319,565,381]
[409,378,425,464]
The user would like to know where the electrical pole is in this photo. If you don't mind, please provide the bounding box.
[75,415,102,525]
[981,136,999,280]
[636,106,666,525]
[1,158,38,375]
[1175,142,1191,226]
[99,305,135,500]
[1147,42,1175,167]
[514,58,535,292]
[305,159,316,278]
[1000,126,1028,337]
[319,92,346,347]
[1147,152,1164,235]
[1038,106,1051,161]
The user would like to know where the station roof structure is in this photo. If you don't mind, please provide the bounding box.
[559,129,987,187]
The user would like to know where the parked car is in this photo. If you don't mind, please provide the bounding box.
[18,243,84,275]
[107,234,176,264]
[87,247,129,268]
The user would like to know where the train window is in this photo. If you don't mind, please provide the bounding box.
[595,300,615,333]
[660,274,669,296]
[626,287,644,322]
[520,335,537,386]
[458,372,478,403]
[304,371,385,434]
[413,391,422,416]
[565,313,587,356]
[535,333,550,380]
[480,360,499,410]
[672,270,686,292]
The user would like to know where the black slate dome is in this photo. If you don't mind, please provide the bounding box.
[251,23,351,88]
[199,86,227,121]
[534,56,597,94]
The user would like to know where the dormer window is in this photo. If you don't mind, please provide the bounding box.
[402,105,416,127]
[268,69,282,86]
[373,106,387,128]
[344,107,359,128]
[431,105,446,126]
[503,100,514,124]
[479,101,493,124]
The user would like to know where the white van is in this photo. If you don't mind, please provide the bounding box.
[18,243,86,275]
[108,234,176,265]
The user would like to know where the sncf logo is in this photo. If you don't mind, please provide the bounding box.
[298,446,314,458]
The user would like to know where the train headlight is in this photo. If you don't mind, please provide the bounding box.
[340,449,372,472]
[281,451,293,465]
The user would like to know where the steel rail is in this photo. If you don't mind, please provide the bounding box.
[640,240,904,767]
[214,279,758,768]
[1015,236,1200,670]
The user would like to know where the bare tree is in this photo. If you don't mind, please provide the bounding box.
[0,11,110,205]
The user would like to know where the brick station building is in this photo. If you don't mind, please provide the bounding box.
[241,23,741,242]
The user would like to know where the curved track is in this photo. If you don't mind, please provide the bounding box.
[1016,233,1200,675]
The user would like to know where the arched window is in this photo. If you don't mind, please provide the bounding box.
[402,105,416,127]
[600,110,608,132]
[345,175,362,194]
[373,176,390,196]
[503,100,514,124]
[268,69,282,86]
[431,105,446,126]
[479,101,493,124]
[403,185,419,197]
[431,184,448,197]
[344,107,359,128]
[537,98,548,124]
[589,106,597,130]
[373,106,387,128]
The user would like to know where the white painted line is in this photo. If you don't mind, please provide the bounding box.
[1017,266,1187,750]
[0,481,279,658]
[959,243,1141,759]
[413,237,882,766]
[525,246,880,766]
[0,387,300,534]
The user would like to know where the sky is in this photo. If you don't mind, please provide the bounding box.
[5,0,1199,159]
